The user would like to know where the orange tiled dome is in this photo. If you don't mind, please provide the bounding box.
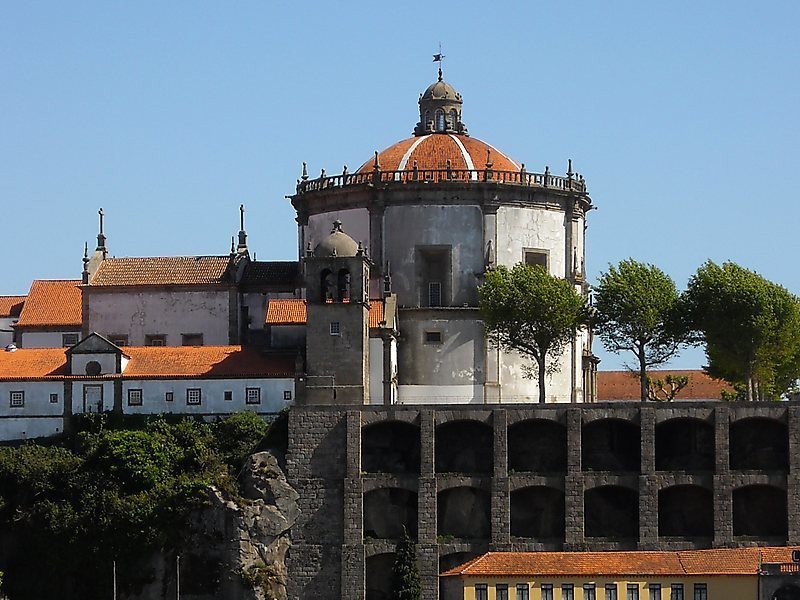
[357,134,521,174]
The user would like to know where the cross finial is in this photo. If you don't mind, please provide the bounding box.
[239,204,245,231]
[433,43,445,81]
[98,208,104,234]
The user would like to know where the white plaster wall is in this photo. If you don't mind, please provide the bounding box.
[368,337,383,405]
[86,290,231,346]
[307,208,370,252]
[121,378,294,415]
[497,343,575,403]
[71,353,118,377]
[397,384,484,404]
[0,418,64,441]
[0,381,64,416]
[496,206,566,277]
[71,381,115,413]
[20,330,78,348]
[0,317,16,347]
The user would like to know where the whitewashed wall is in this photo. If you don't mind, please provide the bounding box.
[0,381,64,441]
[20,330,79,348]
[71,353,119,377]
[496,206,566,276]
[368,338,384,405]
[86,289,232,346]
[0,317,16,347]
[71,381,115,413]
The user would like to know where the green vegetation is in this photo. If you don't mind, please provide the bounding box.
[684,261,800,400]
[594,259,688,401]
[391,528,421,600]
[0,412,274,600]
[479,263,590,403]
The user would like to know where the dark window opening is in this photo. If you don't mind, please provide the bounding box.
[85,360,102,376]
[145,334,166,346]
[584,485,639,538]
[337,268,351,302]
[658,485,713,537]
[435,420,493,474]
[108,335,128,346]
[363,488,418,539]
[656,418,715,471]
[524,249,548,270]
[508,419,567,472]
[582,418,641,472]
[320,269,334,303]
[424,330,443,344]
[437,486,491,539]
[362,421,420,474]
[510,486,565,539]
[181,333,203,346]
[417,247,451,308]
[733,484,787,537]
[62,333,78,347]
[730,418,789,470]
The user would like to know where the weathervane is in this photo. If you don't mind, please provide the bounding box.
[433,43,445,81]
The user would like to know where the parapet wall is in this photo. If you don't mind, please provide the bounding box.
[285,402,800,599]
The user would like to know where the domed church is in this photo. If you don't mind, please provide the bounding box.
[289,67,597,405]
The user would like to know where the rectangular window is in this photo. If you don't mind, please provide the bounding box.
[516,583,530,600]
[186,388,201,405]
[109,334,128,346]
[562,584,574,600]
[605,584,618,600]
[224,390,233,401]
[417,246,451,307]
[9,391,24,408]
[584,585,596,600]
[692,584,707,600]
[541,583,553,600]
[424,330,442,344]
[246,387,261,405]
[62,333,78,347]
[428,281,442,307]
[181,333,203,346]
[50,393,59,404]
[283,390,292,401]
[475,584,488,600]
[127,389,143,406]
[627,584,639,600]
[649,584,661,600]
[145,334,166,346]
[165,391,174,402]
[496,584,508,600]
[670,584,683,600]
[329,321,340,336]
[523,249,548,269]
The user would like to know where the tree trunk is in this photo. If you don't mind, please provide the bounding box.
[638,346,648,402]
[538,356,547,404]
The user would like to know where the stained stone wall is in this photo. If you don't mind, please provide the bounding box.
[285,402,800,600]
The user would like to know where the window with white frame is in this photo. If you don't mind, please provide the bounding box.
[62,333,78,347]
[541,584,553,600]
[561,584,574,600]
[284,390,292,401]
[246,387,261,405]
[9,391,24,408]
[224,391,233,401]
[49,393,59,404]
[475,584,488,600]
[627,584,639,600]
[515,583,529,600]
[186,388,201,405]
[165,391,174,402]
[670,584,683,600]
[692,584,707,600]
[127,389,143,406]
[606,584,618,600]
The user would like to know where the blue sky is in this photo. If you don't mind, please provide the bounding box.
[2,1,799,370]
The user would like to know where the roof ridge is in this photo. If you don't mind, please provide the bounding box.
[102,255,230,260]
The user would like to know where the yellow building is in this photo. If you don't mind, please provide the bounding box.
[441,547,799,600]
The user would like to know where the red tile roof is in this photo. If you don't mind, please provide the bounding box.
[597,370,732,401]
[443,547,797,578]
[265,298,385,328]
[0,296,26,318]
[0,345,294,381]
[90,256,232,286]
[15,280,82,328]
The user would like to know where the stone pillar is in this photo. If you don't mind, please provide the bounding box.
[713,406,733,546]
[420,410,435,476]
[341,543,365,600]
[382,336,393,405]
[342,412,364,598]
[565,408,584,548]
[638,407,658,549]
[346,411,361,478]
[482,204,501,403]
[492,410,510,547]
[788,407,800,543]
[418,543,440,600]
[418,410,437,544]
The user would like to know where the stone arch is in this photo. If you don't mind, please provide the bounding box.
[730,417,789,470]
[320,268,334,302]
[584,485,639,538]
[435,109,445,132]
[365,553,394,600]
[658,485,713,537]
[508,419,567,473]
[655,418,715,471]
[435,420,493,474]
[510,486,565,539]
[337,268,351,302]
[361,421,420,474]
[437,486,491,539]
[773,585,800,600]
[363,488,418,540]
[733,484,787,537]
[582,418,640,472]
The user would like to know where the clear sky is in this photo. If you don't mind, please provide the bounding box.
[2,1,799,370]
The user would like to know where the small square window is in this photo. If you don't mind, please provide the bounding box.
[62,333,79,347]
[145,334,166,346]
[523,249,548,269]
[246,388,261,405]
[165,391,174,402]
[49,393,59,404]
[329,322,340,336]
[127,389,143,406]
[109,335,128,346]
[9,391,24,408]
[186,388,201,405]
[182,333,204,346]
[224,390,233,401]
[424,330,442,344]
[283,390,292,401]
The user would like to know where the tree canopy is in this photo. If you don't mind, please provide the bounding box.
[684,261,800,400]
[593,259,687,401]
[391,527,421,600]
[479,263,590,403]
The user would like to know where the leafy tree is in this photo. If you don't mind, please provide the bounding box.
[684,261,800,400]
[479,264,590,403]
[391,527,421,600]
[646,374,689,401]
[593,259,688,401]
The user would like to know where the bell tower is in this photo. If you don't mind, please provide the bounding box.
[300,221,371,405]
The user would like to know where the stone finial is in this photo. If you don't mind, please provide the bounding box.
[485,149,493,170]
[357,241,365,256]
[306,242,313,257]
[96,208,107,255]
[332,220,343,233]
[237,204,248,252]
[301,162,308,181]
[342,165,348,178]
[544,165,551,188]
[567,158,574,180]
[82,242,90,284]
[320,168,326,178]
[373,151,380,171]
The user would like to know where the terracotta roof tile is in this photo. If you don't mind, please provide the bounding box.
[90,256,232,286]
[597,370,732,401]
[443,547,797,578]
[265,298,385,328]
[15,280,82,328]
[0,345,294,380]
[0,296,26,318]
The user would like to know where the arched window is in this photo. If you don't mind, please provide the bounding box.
[320,269,334,303]
[337,269,351,302]
[424,110,430,129]
[435,109,445,132]
[449,109,457,129]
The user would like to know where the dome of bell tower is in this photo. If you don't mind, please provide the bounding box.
[414,70,467,136]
